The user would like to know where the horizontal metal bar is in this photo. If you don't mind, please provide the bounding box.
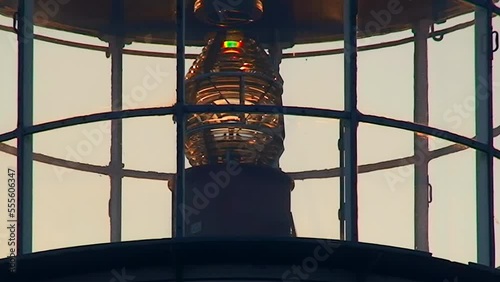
[1,125,499,182]
[184,105,349,119]
[0,105,344,142]
[186,123,284,139]
[463,0,496,11]
[189,71,280,86]
[463,0,500,15]
[0,107,176,142]
[0,105,499,158]
[358,114,498,157]
[2,130,498,182]
[0,17,487,60]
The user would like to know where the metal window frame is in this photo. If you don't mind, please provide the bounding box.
[475,3,496,268]
[16,0,34,256]
[8,0,497,267]
[174,0,186,238]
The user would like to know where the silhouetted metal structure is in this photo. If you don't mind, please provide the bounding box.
[0,0,499,281]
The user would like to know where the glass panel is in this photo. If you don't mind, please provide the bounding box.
[356,122,478,263]
[29,115,175,250]
[358,30,414,122]
[358,123,413,249]
[32,162,109,252]
[123,116,176,173]
[122,178,171,241]
[429,140,476,264]
[292,178,339,239]
[32,122,112,251]
[33,33,110,124]
[123,51,176,110]
[283,117,340,239]
[0,18,16,134]
[122,116,175,240]
[280,49,344,110]
[34,121,111,174]
[428,12,476,138]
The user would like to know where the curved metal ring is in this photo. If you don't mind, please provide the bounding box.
[0,18,485,59]
[1,125,499,182]
[1,105,498,158]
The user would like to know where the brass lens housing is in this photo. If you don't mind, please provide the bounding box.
[194,0,264,26]
[185,31,284,167]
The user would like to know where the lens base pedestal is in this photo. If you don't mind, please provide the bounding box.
[172,163,294,237]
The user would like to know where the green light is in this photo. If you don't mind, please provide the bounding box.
[224,41,241,48]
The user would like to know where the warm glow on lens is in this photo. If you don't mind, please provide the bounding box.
[185,32,284,167]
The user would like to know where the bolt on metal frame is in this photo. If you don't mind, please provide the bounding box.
[6,0,499,268]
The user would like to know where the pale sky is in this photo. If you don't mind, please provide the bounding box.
[0,7,499,266]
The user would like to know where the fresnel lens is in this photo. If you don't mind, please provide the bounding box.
[174,0,294,238]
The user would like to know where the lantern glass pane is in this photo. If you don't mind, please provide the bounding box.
[33,27,110,125]
[0,18,16,134]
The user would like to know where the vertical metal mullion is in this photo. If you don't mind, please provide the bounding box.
[413,20,431,252]
[16,0,34,256]
[339,120,345,241]
[109,39,124,243]
[174,0,186,238]
[109,0,124,243]
[343,0,359,242]
[474,4,495,267]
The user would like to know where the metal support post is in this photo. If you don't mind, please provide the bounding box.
[174,0,186,238]
[343,0,359,242]
[413,20,431,252]
[474,5,495,267]
[339,120,345,240]
[109,0,124,243]
[16,0,34,256]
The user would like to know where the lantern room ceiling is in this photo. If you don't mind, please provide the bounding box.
[0,0,474,47]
